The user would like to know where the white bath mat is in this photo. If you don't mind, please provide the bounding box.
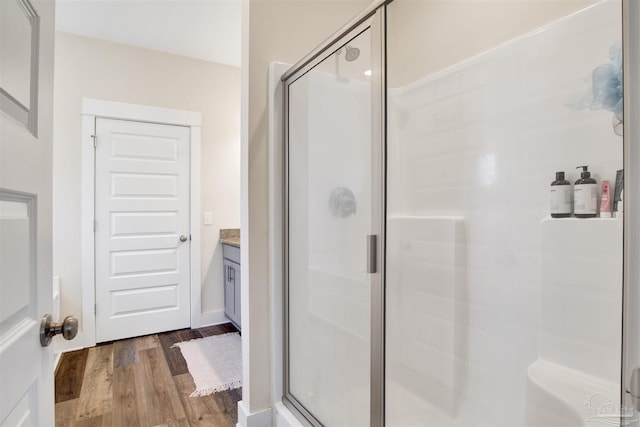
[172,332,242,397]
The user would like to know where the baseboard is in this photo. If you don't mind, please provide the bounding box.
[53,330,85,375]
[52,330,85,354]
[274,402,304,427]
[237,400,272,427]
[198,309,230,328]
[54,351,63,375]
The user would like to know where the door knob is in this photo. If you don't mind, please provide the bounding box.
[179,235,188,242]
[40,314,78,347]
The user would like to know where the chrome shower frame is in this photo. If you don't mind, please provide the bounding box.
[622,0,639,423]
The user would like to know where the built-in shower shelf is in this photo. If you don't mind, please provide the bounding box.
[544,216,623,222]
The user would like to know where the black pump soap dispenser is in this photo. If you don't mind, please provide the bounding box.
[574,166,597,218]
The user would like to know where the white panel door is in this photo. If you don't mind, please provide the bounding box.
[0,0,56,425]
[95,118,191,343]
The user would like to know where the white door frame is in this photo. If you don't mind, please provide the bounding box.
[80,98,202,348]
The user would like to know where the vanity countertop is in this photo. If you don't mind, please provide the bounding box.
[220,228,240,248]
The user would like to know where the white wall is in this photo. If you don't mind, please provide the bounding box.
[53,32,241,344]
[387,0,599,88]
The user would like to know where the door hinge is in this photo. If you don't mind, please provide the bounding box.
[90,134,97,147]
[190,234,192,241]
[94,303,97,315]
[93,220,96,232]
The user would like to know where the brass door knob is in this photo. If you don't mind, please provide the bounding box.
[40,314,78,347]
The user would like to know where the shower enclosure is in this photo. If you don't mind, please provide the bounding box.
[280,0,637,425]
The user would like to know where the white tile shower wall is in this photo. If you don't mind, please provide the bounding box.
[288,68,371,426]
[386,1,622,425]
[540,218,622,381]
[386,216,465,417]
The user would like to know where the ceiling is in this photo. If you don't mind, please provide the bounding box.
[55,0,241,67]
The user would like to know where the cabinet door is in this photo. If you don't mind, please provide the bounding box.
[223,260,235,318]
[232,263,241,328]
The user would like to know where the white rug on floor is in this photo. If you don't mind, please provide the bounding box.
[172,332,242,397]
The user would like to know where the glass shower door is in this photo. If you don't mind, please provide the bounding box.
[385,1,624,426]
[283,15,383,426]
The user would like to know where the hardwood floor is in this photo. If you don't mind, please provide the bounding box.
[55,324,241,427]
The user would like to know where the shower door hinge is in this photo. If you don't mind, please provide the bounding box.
[367,234,377,274]
[90,134,97,147]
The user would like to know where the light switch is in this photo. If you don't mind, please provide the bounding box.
[204,211,213,225]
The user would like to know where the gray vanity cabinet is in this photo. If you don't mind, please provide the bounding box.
[223,244,241,329]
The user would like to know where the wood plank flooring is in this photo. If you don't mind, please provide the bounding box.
[55,324,241,427]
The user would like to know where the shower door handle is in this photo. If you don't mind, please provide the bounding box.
[367,235,377,274]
